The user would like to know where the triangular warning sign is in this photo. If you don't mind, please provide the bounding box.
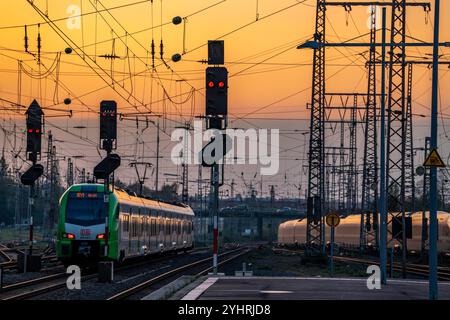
[423,148,446,168]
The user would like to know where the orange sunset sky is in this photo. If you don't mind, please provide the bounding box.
[0,1,449,195]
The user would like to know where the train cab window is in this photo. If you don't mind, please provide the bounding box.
[66,192,106,226]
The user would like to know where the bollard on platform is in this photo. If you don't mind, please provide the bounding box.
[98,261,114,283]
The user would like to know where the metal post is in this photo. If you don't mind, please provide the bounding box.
[422,137,430,260]
[379,7,387,285]
[429,0,440,301]
[155,119,160,193]
[104,216,109,257]
[330,225,335,276]
[390,247,394,278]
[28,184,34,256]
[212,163,219,275]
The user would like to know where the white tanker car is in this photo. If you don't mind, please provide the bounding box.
[278,211,450,253]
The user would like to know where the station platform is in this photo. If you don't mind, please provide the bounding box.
[177,276,450,300]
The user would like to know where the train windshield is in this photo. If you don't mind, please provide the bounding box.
[66,192,107,226]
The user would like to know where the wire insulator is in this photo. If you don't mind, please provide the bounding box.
[37,24,41,64]
[24,25,29,53]
[151,39,155,68]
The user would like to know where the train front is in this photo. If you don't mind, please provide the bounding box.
[56,184,117,265]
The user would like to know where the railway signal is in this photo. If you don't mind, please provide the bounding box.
[201,133,232,167]
[205,41,228,276]
[100,100,117,152]
[208,40,224,65]
[94,153,121,180]
[25,99,43,162]
[20,164,44,185]
[21,100,45,271]
[206,67,228,117]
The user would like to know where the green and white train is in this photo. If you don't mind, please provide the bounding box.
[56,184,194,264]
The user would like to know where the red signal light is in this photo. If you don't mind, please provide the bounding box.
[208,81,215,88]
[35,129,40,133]
[28,129,33,133]
[218,81,225,88]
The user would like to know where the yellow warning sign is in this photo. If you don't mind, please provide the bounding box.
[423,148,446,168]
[326,213,340,227]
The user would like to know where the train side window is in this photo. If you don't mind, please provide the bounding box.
[166,220,170,234]
[151,219,156,236]
[132,218,137,237]
[123,215,130,232]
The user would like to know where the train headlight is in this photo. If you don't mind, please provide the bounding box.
[96,234,105,239]
[62,233,75,239]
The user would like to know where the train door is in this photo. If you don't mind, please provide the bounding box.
[189,218,193,247]
[136,209,140,253]
[131,213,138,255]
[159,213,165,250]
[165,217,170,249]
[177,219,182,248]
[151,215,157,252]
[145,215,149,252]
[182,220,187,248]
[173,218,178,248]
[122,213,130,257]
[171,218,176,248]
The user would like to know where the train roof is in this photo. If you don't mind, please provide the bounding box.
[279,211,450,227]
[65,184,194,216]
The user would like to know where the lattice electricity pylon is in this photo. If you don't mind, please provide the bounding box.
[324,93,363,215]
[347,95,358,214]
[360,7,379,249]
[404,62,416,214]
[386,0,408,274]
[306,0,326,255]
[66,157,74,188]
[339,119,346,212]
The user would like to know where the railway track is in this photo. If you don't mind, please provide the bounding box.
[107,247,251,300]
[333,256,450,281]
[0,246,229,300]
[274,246,450,281]
[0,254,59,271]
